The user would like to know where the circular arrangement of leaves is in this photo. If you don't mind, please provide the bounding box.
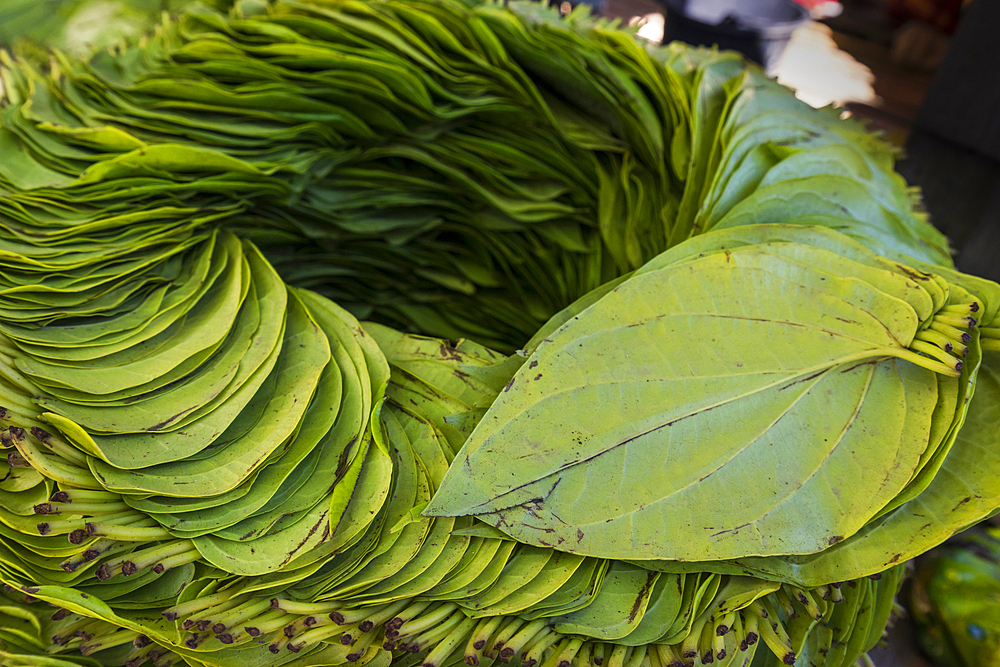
[0,2,999,667]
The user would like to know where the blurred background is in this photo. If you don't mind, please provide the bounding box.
[605,0,963,127]
[593,0,1000,289]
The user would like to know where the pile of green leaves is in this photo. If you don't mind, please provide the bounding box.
[0,2,998,667]
[0,0,233,60]
[0,0,950,351]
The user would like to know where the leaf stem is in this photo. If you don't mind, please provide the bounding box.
[394,602,460,640]
[942,302,980,314]
[929,321,971,344]
[212,597,274,634]
[79,628,142,656]
[59,539,123,572]
[464,615,504,663]
[243,608,291,638]
[29,427,89,467]
[523,626,563,667]
[50,488,121,503]
[487,616,527,659]
[344,628,379,661]
[495,617,547,663]
[913,329,954,352]
[86,522,172,541]
[331,599,409,629]
[8,426,102,488]
[654,643,685,667]
[422,616,479,667]
[889,346,962,377]
[163,588,242,622]
[271,597,343,616]
[184,594,250,632]
[37,501,131,515]
[123,540,198,575]
[753,599,795,665]
[285,621,346,653]
[933,313,977,329]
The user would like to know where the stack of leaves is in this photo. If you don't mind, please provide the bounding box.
[0,0,233,59]
[1,220,999,667]
[0,2,999,667]
[0,0,950,351]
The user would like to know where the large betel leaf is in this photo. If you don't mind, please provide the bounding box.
[424,241,952,561]
[712,345,1000,586]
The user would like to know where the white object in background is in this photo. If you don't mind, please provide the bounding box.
[631,12,665,42]
[626,12,875,111]
[810,1,843,18]
[773,21,877,109]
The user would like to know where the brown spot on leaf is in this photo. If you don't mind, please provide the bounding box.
[628,571,658,622]
[894,264,931,281]
[439,343,462,361]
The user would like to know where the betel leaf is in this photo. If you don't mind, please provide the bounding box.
[424,238,955,561]
[550,561,660,641]
[724,346,1000,586]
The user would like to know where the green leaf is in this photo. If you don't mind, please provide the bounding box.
[426,239,947,561]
